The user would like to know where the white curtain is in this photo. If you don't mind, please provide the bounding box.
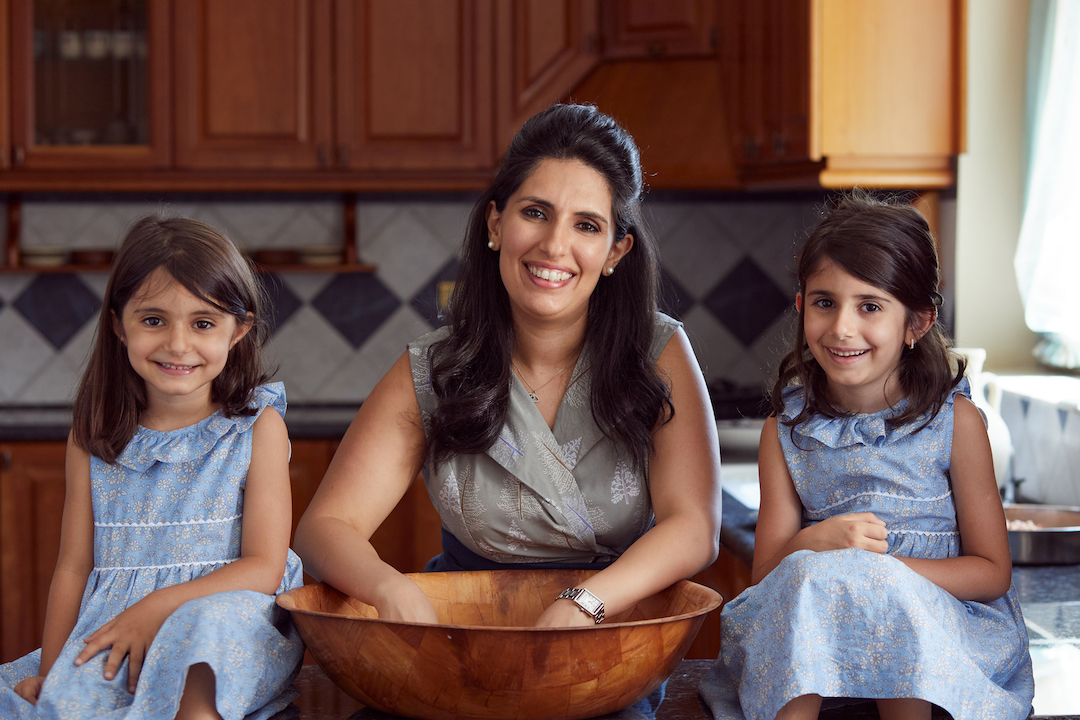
[1015,0,1080,368]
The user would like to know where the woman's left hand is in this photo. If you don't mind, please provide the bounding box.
[75,593,171,693]
[534,598,598,628]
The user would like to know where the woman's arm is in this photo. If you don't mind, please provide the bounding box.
[752,417,888,584]
[293,351,435,623]
[537,328,722,626]
[893,396,1013,602]
[15,433,96,704]
[75,407,297,691]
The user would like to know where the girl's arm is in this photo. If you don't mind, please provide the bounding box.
[293,351,434,623]
[752,416,888,584]
[14,434,96,704]
[892,395,1013,602]
[536,328,722,627]
[75,406,295,692]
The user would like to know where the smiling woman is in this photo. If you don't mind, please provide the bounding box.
[294,104,722,638]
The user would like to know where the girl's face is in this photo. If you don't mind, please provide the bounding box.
[113,267,250,413]
[486,158,633,330]
[798,260,922,414]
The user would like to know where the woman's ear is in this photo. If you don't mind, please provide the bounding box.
[604,233,634,272]
[485,200,501,251]
[795,293,803,313]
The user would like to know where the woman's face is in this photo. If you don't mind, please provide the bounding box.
[486,158,633,330]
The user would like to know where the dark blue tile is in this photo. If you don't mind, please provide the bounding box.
[311,273,401,349]
[410,259,459,328]
[659,266,694,320]
[13,274,101,350]
[702,257,792,347]
[257,272,302,335]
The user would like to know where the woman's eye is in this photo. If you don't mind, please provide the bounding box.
[523,207,545,220]
[577,221,600,233]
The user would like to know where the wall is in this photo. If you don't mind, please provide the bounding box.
[955,0,1040,371]
[0,193,828,418]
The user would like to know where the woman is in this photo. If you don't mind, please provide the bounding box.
[294,104,721,627]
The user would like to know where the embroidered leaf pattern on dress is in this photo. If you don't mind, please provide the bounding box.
[611,461,640,505]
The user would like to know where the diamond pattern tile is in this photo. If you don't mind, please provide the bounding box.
[311,273,402,349]
[258,271,303,335]
[410,259,460,328]
[13,274,102,350]
[702,257,791,348]
[659,266,694,320]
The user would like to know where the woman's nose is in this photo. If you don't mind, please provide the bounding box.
[538,223,569,257]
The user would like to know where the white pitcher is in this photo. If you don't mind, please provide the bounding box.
[953,347,1014,491]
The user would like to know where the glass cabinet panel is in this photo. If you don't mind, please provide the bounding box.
[32,0,148,147]
[10,0,169,169]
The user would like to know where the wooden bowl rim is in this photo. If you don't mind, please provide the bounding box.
[276,577,722,631]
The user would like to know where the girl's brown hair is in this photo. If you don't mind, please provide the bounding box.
[771,191,964,433]
[72,215,271,462]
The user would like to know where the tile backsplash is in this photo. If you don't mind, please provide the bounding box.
[0,193,832,418]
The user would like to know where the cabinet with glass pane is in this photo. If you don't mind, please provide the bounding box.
[7,0,170,169]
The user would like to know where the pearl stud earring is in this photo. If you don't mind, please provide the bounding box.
[488,240,495,249]
[605,267,614,276]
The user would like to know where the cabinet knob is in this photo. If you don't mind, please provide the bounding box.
[12,146,25,167]
[337,146,350,167]
[2,449,11,470]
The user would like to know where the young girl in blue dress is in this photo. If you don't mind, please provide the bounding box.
[0,216,304,719]
[701,194,1034,720]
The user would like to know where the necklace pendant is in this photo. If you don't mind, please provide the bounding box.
[528,392,540,402]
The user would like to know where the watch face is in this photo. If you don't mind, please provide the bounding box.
[576,589,602,614]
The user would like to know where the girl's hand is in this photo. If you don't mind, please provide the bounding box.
[804,512,889,553]
[75,593,171,693]
[371,574,439,624]
[13,675,46,704]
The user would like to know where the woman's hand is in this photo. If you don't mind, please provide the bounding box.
[370,574,439,624]
[534,598,598,628]
[801,512,889,553]
[75,592,171,693]
[13,676,46,705]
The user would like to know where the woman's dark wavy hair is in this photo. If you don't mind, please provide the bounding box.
[771,191,964,434]
[72,214,271,463]
[428,103,672,471]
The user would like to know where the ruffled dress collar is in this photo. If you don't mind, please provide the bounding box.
[114,382,286,471]
[781,376,970,450]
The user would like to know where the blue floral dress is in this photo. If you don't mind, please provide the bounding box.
[700,379,1034,720]
[0,383,305,720]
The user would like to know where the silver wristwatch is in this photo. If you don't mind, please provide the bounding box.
[557,587,605,624]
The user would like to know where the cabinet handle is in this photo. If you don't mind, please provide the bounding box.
[317,144,329,167]
[12,146,25,167]
[772,132,786,157]
[2,449,11,471]
[337,146,350,167]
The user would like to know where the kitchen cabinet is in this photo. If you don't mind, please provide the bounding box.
[0,441,66,662]
[718,0,964,188]
[600,0,716,59]
[7,0,171,170]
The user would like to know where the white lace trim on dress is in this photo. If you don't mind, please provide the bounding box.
[95,514,242,528]
[812,490,952,514]
[96,558,238,571]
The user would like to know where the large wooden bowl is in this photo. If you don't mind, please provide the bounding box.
[277,569,721,720]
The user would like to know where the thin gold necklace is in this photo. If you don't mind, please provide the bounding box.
[511,361,569,403]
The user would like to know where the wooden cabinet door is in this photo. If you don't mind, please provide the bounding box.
[599,0,716,59]
[0,0,10,170]
[335,0,495,171]
[173,0,334,170]
[493,0,599,150]
[0,442,66,662]
[7,0,171,170]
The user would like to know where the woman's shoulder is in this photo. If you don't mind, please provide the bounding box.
[649,311,683,361]
[408,325,452,354]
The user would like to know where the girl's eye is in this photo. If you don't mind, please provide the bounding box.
[142,316,162,327]
[811,298,833,309]
[523,207,546,220]
[194,320,214,330]
[861,302,881,313]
